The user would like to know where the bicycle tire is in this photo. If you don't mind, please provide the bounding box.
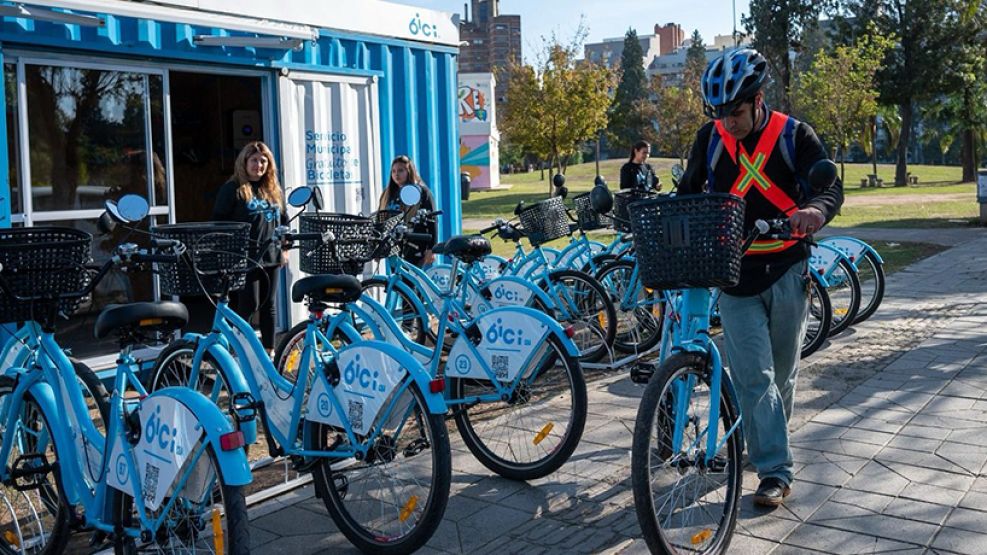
[541,269,617,363]
[631,352,742,555]
[452,333,587,480]
[595,259,663,354]
[311,384,451,554]
[0,376,71,555]
[801,276,832,358]
[361,277,428,345]
[113,449,250,554]
[852,250,885,324]
[825,258,861,337]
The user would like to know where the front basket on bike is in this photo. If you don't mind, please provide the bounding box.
[573,192,612,231]
[0,227,92,322]
[613,190,658,233]
[299,213,375,276]
[629,193,746,290]
[151,222,251,296]
[518,197,570,245]
[371,210,405,259]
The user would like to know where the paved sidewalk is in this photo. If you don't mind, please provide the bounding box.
[246,231,987,554]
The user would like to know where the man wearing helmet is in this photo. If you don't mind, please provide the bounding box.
[678,48,844,507]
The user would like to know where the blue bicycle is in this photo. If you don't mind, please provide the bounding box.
[0,197,252,554]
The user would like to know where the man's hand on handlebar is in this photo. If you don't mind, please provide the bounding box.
[789,207,825,236]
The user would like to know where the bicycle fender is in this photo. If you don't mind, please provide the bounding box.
[112,388,253,492]
[452,306,580,372]
[21,379,87,504]
[474,276,555,314]
[178,334,258,445]
[818,235,884,264]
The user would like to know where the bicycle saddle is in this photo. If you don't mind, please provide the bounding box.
[94,301,188,339]
[432,235,491,263]
[292,274,362,304]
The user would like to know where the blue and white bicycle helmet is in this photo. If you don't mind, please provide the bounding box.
[701,48,768,119]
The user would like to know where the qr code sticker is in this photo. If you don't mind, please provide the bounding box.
[492,355,510,380]
[348,400,364,431]
[143,462,159,504]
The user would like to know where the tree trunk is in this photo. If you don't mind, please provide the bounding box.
[839,145,846,183]
[895,101,912,187]
[962,86,977,182]
[870,115,878,177]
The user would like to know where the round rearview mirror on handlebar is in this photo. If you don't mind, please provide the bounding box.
[671,164,685,185]
[105,194,150,224]
[287,186,314,208]
[399,184,422,206]
[808,159,838,191]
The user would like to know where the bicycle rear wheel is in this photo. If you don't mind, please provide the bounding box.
[541,269,616,363]
[824,258,861,337]
[801,276,832,358]
[453,333,587,480]
[595,259,663,354]
[631,353,742,555]
[851,250,885,324]
[311,383,451,555]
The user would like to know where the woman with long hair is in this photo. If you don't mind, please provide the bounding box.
[378,155,437,267]
[213,141,287,355]
[620,140,660,192]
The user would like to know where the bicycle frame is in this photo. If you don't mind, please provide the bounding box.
[0,323,249,538]
[181,299,446,460]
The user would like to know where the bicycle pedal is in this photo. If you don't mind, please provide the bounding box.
[9,453,54,491]
[630,362,658,384]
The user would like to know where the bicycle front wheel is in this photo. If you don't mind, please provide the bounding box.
[542,269,616,363]
[852,250,885,324]
[801,276,832,358]
[595,259,663,354]
[311,383,451,555]
[825,258,861,337]
[631,353,742,555]
[453,333,587,480]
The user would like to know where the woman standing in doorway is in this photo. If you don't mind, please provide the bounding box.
[377,155,437,267]
[213,141,287,356]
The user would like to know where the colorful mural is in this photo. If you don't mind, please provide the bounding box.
[458,72,500,190]
[459,84,488,123]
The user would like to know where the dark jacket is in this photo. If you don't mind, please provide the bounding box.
[620,162,658,191]
[213,180,288,267]
[679,112,844,296]
[381,183,438,266]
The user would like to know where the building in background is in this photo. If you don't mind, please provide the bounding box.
[459,73,501,191]
[647,34,751,87]
[458,0,521,105]
[653,23,685,55]
[584,23,683,69]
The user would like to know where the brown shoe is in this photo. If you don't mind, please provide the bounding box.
[752,477,791,507]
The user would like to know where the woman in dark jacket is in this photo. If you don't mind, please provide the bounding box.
[213,141,287,355]
[377,155,437,267]
[620,140,660,192]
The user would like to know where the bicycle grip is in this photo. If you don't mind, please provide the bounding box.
[285,232,323,242]
[479,223,498,234]
[151,238,181,249]
[406,233,433,244]
[133,252,180,264]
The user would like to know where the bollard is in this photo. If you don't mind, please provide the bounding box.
[978,170,987,226]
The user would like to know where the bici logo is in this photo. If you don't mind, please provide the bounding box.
[408,13,439,38]
[430,271,450,287]
[454,355,472,376]
[491,284,524,303]
[343,353,387,394]
[317,393,333,418]
[115,453,129,485]
[485,318,532,346]
[144,405,184,460]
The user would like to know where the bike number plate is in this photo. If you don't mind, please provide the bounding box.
[107,396,205,512]
[305,345,407,435]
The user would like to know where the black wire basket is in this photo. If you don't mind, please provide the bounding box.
[628,193,746,290]
[151,222,251,296]
[613,190,658,233]
[372,210,405,259]
[299,213,375,276]
[518,197,570,245]
[0,227,92,323]
[573,192,612,231]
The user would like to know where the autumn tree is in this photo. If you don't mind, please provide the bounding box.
[500,28,614,193]
[794,28,893,180]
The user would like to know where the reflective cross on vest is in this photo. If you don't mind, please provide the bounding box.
[714,111,803,255]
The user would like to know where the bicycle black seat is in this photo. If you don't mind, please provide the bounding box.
[94,301,188,340]
[433,235,491,263]
[292,274,362,304]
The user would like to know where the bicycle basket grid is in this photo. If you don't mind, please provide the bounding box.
[573,192,612,231]
[372,210,405,259]
[613,190,658,233]
[152,222,250,296]
[628,193,746,290]
[518,197,570,245]
[0,227,92,322]
[299,213,375,275]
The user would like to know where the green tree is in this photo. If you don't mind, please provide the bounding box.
[641,74,706,165]
[794,28,893,180]
[834,0,968,185]
[500,29,614,194]
[743,0,825,113]
[607,29,649,152]
[684,30,708,90]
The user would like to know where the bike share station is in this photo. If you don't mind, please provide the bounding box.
[0,0,462,504]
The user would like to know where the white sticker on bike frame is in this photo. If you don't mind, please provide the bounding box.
[809,244,842,274]
[305,344,408,436]
[106,396,206,512]
[446,309,551,383]
[468,278,538,318]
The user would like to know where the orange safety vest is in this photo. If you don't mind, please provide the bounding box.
[714,111,803,255]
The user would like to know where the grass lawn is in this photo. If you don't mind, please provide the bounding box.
[465,158,980,229]
[869,241,947,275]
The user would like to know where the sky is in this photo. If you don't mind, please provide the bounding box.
[400,0,753,59]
